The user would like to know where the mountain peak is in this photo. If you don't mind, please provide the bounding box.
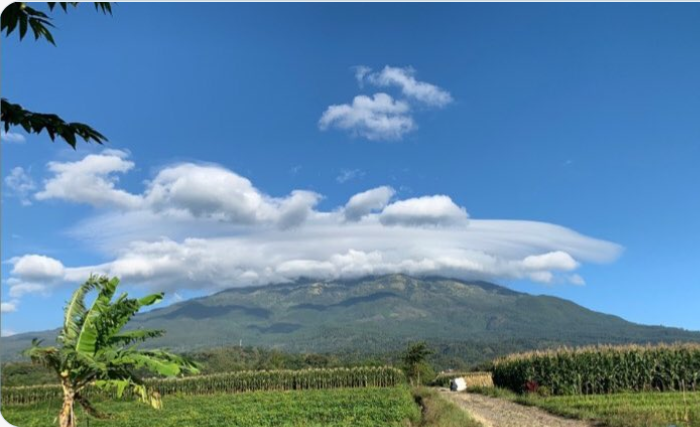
[2,275,699,365]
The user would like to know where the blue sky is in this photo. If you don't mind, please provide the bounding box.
[2,3,699,336]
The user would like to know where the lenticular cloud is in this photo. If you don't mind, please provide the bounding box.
[6,150,623,299]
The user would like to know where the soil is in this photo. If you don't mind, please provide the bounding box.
[438,389,594,427]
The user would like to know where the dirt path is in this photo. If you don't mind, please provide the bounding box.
[437,389,593,427]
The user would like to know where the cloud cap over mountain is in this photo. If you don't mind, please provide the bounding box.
[4,150,624,303]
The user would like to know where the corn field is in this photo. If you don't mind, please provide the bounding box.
[1,366,405,406]
[492,343,700,395]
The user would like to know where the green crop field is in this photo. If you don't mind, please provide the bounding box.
[473,387,700,427]
[1,366,405,406]
[477,343,700,426]
[492,343,700,395]
[523,391,700,427]
[2,387,421,427]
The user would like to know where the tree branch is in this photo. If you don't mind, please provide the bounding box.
[1,98,107,148]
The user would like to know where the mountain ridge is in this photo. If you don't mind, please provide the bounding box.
[2,274,699,365]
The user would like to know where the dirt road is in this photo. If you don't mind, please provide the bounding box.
[438,389,594,427]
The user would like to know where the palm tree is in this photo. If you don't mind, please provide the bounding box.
[25,275,199,427]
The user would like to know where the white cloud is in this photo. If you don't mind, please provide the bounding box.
[7,281,48,298]
[1,329,16,337]
[15,151,624,300]
[528,271,554,284]
[35,150,142,209]
[32,152,321,229]
[568,274,586,286]
[354,66,372,86]
[363,66,453,107]
[336,169,365,183]
[343,186,395,222]
[49,216,621,293]
[1,131,26,144]
[144,163,263,222]
[5,254,65,297]
[320,65,452,141]
[521,251,579,271]
[276,190,322,229]
[1,300,18,313]
[10,254,65,281]
[143,163,320,228]
[380,195,468,227]
[52,216,621,292]
[319,93,415,141]
[4,166,36,205]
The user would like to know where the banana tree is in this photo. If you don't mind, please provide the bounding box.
[25,275,199,427]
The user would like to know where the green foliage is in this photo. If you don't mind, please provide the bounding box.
[0,361,57,387]
[2,2,56,44]
[2,366,405,406]
[402,342,434,385]
[24,275,198,426]
[187,346,384,374]
[521,391,700,427]
[492,343,700,395]
[1,2,111,148]
[1,98,107,148]
[2,387,422,427]
[1,2,111,45]
[1,346,390,388]
[403,342,433,367]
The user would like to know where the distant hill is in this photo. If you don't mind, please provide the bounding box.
[3,274,699,365]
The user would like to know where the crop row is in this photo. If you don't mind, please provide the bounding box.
[3,387,422,427]
[2,366,405,406]
[492,343,700,395]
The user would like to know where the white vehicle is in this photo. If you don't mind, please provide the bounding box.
[449,377,467,392]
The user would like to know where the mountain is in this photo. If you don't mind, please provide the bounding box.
[2,274,699,365]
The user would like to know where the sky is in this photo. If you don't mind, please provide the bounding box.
[2,3,699,337]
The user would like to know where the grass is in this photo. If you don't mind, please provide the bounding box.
[470,386,700,427]
[1,387,421,427]
[412,387,482,427]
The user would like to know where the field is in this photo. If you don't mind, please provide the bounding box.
[475,343,700,426]
[472,384,700,427]
[492,343,700,395]
[1,387,421,427]
[4,342,700,427]
[1,366,404,406]
[525,391,700,427]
